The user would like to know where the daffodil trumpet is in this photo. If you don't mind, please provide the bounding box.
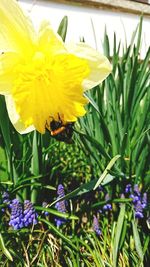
[0,0,112,134]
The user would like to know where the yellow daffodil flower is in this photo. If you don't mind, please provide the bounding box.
[0,0,112,134]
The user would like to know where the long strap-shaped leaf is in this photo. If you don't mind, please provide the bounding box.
[0,233,13,262]
[93,154,120,190]
[113,204,126,267]
[132,219,144,262]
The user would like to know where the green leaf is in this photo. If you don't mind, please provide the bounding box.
[93,155,120,190]
[103,27,110,57]
[31,131,41,203]
[113,204,126,267]
[77,131,111,160]
[57,16,68,41]
[0,234,13,262]
[35,206,78,220]
[132,219,143,261]
[31,131,40,176]
[0,96,11,155]
[84,92,100,114]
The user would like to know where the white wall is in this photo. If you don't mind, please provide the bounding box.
[19,0,150,58]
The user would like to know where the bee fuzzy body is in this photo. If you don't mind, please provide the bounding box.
[49,119,74,143]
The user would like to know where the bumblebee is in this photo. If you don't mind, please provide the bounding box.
[46,117,74,143]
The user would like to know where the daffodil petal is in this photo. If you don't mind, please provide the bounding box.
[5,95,35,134]
[0,73,13,95]
[38,21,66,56]
[67,42,112,90]
[0,52,21,94]
[0,0,35,54]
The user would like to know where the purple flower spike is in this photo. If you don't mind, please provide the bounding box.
[125,184,132,194]
[9,199,24,230]
[130,194,140,204]
[55,184,66,213]
[57,184,65,197]
[55,199,66,213]
[134,201,144,219]
[93,215,101,235]
[23,200,38,227]
[2,191,10,203]
[55,184,67,227]
[1,191,11,212]
[128,184,147,219]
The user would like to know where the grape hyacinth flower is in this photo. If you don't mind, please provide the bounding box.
[2,191,10,204]
[125,184,132,194]
[134,191,147,219]
[130,194,140,204]
[1,191,10,212]
[42,201,49,216]
[23,200,38,227]
[93,215,101,235]
[57,184,66,197]
[126,184,148,219]
[134,201,144,219]
[55,184,67,227]
[9,199,24,230]
[103,194,112,211]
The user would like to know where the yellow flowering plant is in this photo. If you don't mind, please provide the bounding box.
[0,0,111,135]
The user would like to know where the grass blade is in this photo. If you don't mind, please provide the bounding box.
[93,155,120,190]
[113,204,126,267]
[0,234,13,262]
[132,219,143,262]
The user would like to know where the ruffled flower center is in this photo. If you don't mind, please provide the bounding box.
[11,51,89,133]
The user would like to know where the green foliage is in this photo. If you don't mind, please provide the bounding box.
[78,18,150,185]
